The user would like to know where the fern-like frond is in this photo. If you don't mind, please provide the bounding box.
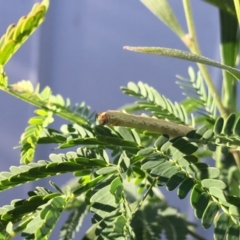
[20,108,54,164]
[136,134,240,230]
[0,189,61,233]
[0,147,109,192]
[0,0,49,67]
[176,67,217,125]
[121,81,191,125]
[8,80,91,125]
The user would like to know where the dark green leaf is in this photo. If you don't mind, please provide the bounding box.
[194,192,210,219]
[137,147,154,156]
[223,113,236,135]
[214,117,224,135]
[150,161,174,176]
[177,178,195,199]
[194,125,209,139]
[190,184,202,209]
[154,135,169,149]
[166,171,186,191]
[201,201,219,229]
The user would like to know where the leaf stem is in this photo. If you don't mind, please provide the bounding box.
[187,227,206,240]
[133,177,158,214]
[182,0,227,118]
[0,86,88,125]
[233,0,240,26]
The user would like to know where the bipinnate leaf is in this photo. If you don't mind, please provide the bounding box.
[0,150,108,192]
[202,201,220,229]
[121,81,190,125]
[123,47,240,81]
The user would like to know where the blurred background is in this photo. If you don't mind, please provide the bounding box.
[0,0,220,239]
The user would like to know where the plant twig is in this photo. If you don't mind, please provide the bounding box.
[182,0,227,118]
[187,227,207,240]
[98,111,192,137]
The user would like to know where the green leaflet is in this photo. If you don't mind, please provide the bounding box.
[188,164,220,180]
[90,185,118,219]
[223,113,236,135]
[154,135,170,149]
[209,187,230,207]
[150,161,175,177]
[201,179,226,190]
[166,171,186,191]
[96,166,118,175]
[229,205,240,217]
[214,117,224,135]
[137,147,155,156]
[201,201,220,229]
[194,192,210,219]
[190,184,202,209]
[177,178,195,199]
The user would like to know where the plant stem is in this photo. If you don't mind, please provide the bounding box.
[182,0,227,118]
[133,177,158,214]
[0,86,88,126]
[187,227,206,240]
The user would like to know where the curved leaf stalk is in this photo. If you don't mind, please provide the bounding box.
[0,80,90,126]
[0,148,109,193]
[182,0,227,118]
[132,177,158,215]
